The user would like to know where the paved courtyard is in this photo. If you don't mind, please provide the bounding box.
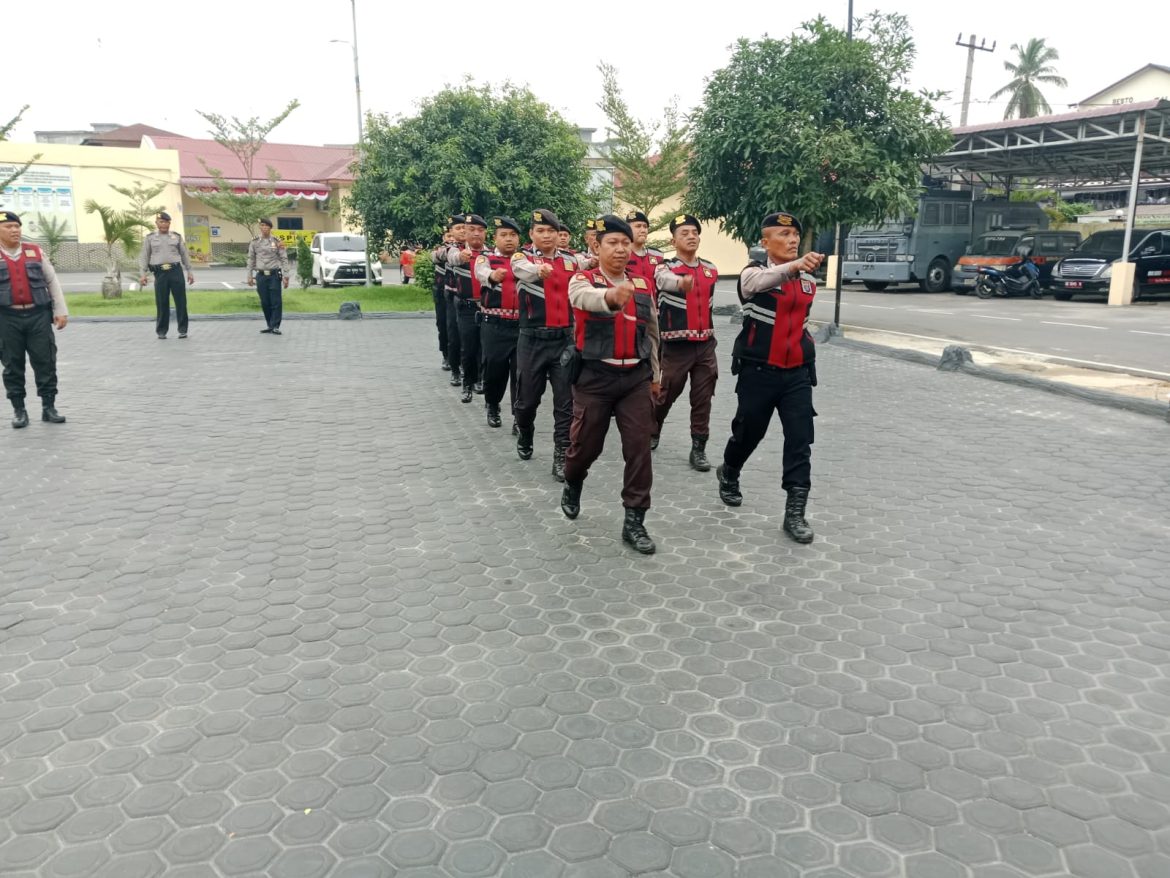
[0,316,1167,878]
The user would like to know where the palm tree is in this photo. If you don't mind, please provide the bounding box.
[84,200,151,298]
[991,38,1069,119]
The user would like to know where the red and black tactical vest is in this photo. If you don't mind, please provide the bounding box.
[516,247,575,330]
[627,248,664,295]
[479,252,519,321]
[0,244,51,308]
[572,271,654,367]
[733,261,817,369]
[658,256,717,343]
[453,246,484,302]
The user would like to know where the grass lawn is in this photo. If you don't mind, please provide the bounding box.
[66,284,434,317]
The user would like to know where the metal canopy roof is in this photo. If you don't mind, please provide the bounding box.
[931,99,1170,189]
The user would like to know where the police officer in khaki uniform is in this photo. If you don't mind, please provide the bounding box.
[247,219,291,334]
[139,212,194,339]
[0,212,68,427]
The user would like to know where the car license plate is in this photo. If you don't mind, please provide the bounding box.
[1065,281,1082,289]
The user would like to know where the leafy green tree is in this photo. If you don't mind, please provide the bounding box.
[686,13,951,248]
[991,38,1068,119]
[1,105,41,193]
[108,181,165,257]
[32,214,68,263]
[597,62,689,246]
[349,84,596,248]
[195,101,300,239]
[412,249,435,290]
[84,201,151,298]
[296,237,314,289]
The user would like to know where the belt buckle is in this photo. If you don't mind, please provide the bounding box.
[263,270,272,276]
[161,263,172,270]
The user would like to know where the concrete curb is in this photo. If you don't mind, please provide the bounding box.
[70,311,435,323]
[823,333,1170,422]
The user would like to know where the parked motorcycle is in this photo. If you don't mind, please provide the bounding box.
[975,256,1042,299]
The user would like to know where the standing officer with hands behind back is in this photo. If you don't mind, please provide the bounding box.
[248,219,290,335]
[0,212,68,428]
[717,211,824,544]
[139,211,194,340]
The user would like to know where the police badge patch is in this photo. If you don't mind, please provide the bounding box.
[801,279,813,294]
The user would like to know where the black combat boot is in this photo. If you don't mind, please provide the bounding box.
[560,481,583,519]
[650,434,660,451]
[441,356,451,371]
[716,464,743,507]
[517,426,534,461]
[783,488,815,544]
[551,446,567,482]
[461,382,474,404]
[621,507,656,555]
[41,402,66,424]
[689,435,711,472]
[449,368,462,387]
[474,380,484,395]
[11,406,29,429]
[511,421,519,437]
[486,403,502,428]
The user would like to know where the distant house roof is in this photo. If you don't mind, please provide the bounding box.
[145,135,356,194]
[81,123,183,148]
[1078,64,1170,107]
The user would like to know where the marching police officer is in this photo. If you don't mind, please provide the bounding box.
[248,219,290,334]
[511,209,578,479]
[556,223,573,254]
[652,214,719,470]
[432,226,454,370]
[447,214,488,404]
[0,212,68,427]
[624,209,665,295]
[474,217,522,429]
[442,216,467,387]
[561,215,661,555]
[139,211,194,339]
[717,211,824,543]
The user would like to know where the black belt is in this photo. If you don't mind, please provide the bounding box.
[457,300,481,310]
[149,264,181,272]
[1,303,47,312]
[481,315,519,325]
[520,326,570,339]
[257,269,282,277]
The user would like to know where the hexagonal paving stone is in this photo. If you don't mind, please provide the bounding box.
[936,823,997,864]
[1024,806,1091,847]
[670,843,736,878]
[609,832,672,873]
[384,829,448,868]
[711,818,772,856]
[549,823,610,862]
[443,839,506,878]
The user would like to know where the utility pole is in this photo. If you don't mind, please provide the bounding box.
[955,34,996,127]
[832,0,854,329]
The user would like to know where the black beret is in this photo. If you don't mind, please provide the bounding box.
[448,215,465,227]
[557,222,571,233]
[0,211,20,225]
[669,214,701,234]
[258,218,273,227]
[463,214,487,228]
[530,208,561,229]
[624,210,649,225]
[156,211,172,221]
[492,216,522,234]
[590,214,634,241]
[762,211,802,236]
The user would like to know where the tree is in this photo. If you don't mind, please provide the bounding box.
[195,100,300,239]
[84,200,151,298]
[1,105,41,193]
[991,39,1068,119]
[295,237,313,289]
[349,84,597,248]
[597,62,690,246]
[109,181,165,259]
[686,14,952,249]
[33,214,68,263]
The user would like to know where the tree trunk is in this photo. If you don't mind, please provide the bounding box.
[102,259,122,299]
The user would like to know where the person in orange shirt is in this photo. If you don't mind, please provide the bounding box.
[400,247,415,284]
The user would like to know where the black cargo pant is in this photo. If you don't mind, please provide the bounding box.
[563,360,654,509]
[256,271,283,330]
[514,328,573,448]
[481,318,518,412]
[433,277,448,359]
[445,290,461,372]
[0,306,58,406]
[152,264,188,337]
[722,362,815,491]
[456,302,481,389]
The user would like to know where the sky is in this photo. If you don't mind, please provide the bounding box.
[8,0,1165,148]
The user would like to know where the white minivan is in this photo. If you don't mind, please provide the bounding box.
[309,233,382,287]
